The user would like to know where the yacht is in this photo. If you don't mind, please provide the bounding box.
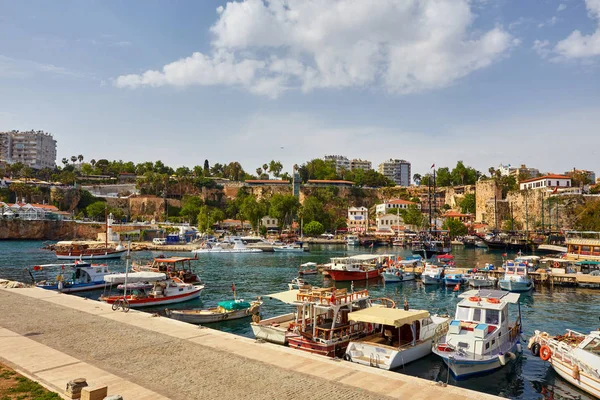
[346,235,360,246]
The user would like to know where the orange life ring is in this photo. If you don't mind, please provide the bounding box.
[487,298,500,304]
[540,345,552,361]
[469,296,481,302]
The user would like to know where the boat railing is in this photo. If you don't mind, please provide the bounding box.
[314,322,365,342]
[538,334,599,377]
[296,289,369,305]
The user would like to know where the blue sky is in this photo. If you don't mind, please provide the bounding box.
[1,0,599,177]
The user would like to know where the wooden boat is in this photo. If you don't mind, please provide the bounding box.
[133,256,202,284]
[432,290,523,379]
[529,329,600,398]
[564,231,600,261]
[166,299,262,324]
[345,308,450,370]
[100,272,204,308]
[34,261,116,293]
[298,262,318,275]
[54,242,126,260]
[251,312,298,345]
[325,254,393,282]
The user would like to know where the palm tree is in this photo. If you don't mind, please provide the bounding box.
[77,154,84,164]
[61,158,68,167]
[90,159,96,167]
[70,156,77,165]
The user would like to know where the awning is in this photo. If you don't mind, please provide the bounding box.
[300,262,317,267]
[104,272,166,283]
[265,289,299,304]
[576,260,600,265]
[347,308,429,327]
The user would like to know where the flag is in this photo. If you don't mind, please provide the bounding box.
[231,283,236,293]
[431,163,435,169]
[502,253,507,257]
[552,186,558,194]
[33,266,41,271]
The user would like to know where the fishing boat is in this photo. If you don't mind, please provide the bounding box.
[33,261,116,293]
[382,259,418,283]
[192,237,263,253]
[482,233,508,250]
[100,272,204,308]
[325,254,391,282]
[432,289,523,379]
[468,274,496,288]
[54,242,126,260]
[444,271,465,287]
[166,299,262,324]
[288,277,309,290]
[499,261,533,292]
[298,262,318,276]
[475,240,488,249]
[133,256,202,284]
[346,235,360,246]
[529,329,600,398]
[421,265,445,285]
[412,239,452,258]
[344,308,451,370]
[273,244,306,253]
[251,312,298,345]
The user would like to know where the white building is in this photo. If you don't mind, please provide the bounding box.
[376,199,420,215]
[376,213,403,233]
[260,216,279,229]
[0,130,57,170]
[350,159,372,171]
[347,206,368,232]
[498,164,540,179]
[519,175,572,191]
[377,159,411,186]
[323,155,350,173]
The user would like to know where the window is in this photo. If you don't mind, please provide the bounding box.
[485,309,500,325]
[556,181,560,186]
[456,306,470,321]
[473,308,482,322]
[485,342,490,350]
[584,338,600,354]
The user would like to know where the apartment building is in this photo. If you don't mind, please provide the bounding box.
[0,130,57,169]
[377,159,411,186]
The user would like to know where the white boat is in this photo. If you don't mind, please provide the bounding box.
[499,261,533,292]
[432,289,523,379]
[100,272,204,308]
[166,299,262,324]
[529,329,600,399]
[298,262,318,276]
[468,274,496,288]
[381,260,417,283]
[273,244,306,253]
[250,312,298,345]
[288,277,309,290]
[345,308,450,370]
[421,265,445,285]
[346,235,360,246]
[34,261,116,293]
[475,240,488,248]
[192,237,262,254]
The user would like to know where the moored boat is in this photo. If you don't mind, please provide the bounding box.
[529,329,600,398]
[346,235,360,246]
[54,242,126,260]
[166,298,262,324]
[468,273,496,288]
[298,262,318,275]
[432,289,523,379]
[444,271,465,287]
[34,261,116,293]
[421,265,445,285]
[273,244,306,253]
[325,254,392,282]
[499,261,533,292]
[133,256,202,284]
[192,237,263,254]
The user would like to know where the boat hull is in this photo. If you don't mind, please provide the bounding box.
[346,339,433,370]
[250,313,296,345]
[167,306,260,324]
[422,275,442,285]
[37,281,108,293]
[468,279,495,288]
[287,336,349,358]
[55,250,126,260]
[326,269,381,281]
[550,353,600,398]
[434,342,521,379]
[102,287,203,308]
[499,279,533,292]
[444,277,463,286]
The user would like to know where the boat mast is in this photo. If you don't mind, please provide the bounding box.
[433,169,437,235]
[428,171,432,235]
[541,191,545,234]
[525,189,529,236]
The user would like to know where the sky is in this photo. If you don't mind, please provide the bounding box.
[1,0,600,177]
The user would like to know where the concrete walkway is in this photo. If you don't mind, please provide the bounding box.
[0,287,501,400]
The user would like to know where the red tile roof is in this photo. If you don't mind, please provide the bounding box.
[7,203,59,211]
[444,211,473,218]
[519,174,571,184]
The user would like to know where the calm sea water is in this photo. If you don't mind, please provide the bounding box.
[0,240,597,400]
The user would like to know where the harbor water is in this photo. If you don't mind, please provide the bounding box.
[0,240,597,400]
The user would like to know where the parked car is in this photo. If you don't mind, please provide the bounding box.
[153,238,167,245]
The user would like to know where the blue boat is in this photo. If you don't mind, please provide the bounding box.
[444,272,465,287]
[34,261,115,293]
[499,261,533,292]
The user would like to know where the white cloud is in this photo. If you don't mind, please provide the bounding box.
[0,55,83,78]
[532,39,551,58]
[553,0,600,59]
[557,4,567,12]
[115,0,515,97]
[538,16,559,28]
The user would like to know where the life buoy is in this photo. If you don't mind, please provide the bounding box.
[469,296,481,302]
[540,345,552,361]
[487,298,500,304]
[531,342,541,357]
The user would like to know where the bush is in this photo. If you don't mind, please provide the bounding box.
[304,221,325,236]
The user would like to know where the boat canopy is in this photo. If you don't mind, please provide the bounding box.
[349,254,380,261]
[347,308,429,327]
[399,259,419,265]
[265,289,299,304]
[540,258,571,263]
[218,300,251,310]
[515,256,540,261]
[459,289,520,304]
[104,272,166,283]
[153,257,195,263]
[300,262,317,267]
[575,260,600,265]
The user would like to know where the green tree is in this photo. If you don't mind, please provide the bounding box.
[442,218,468,238]
[297,159,338,182]
[574,200,600,231]
[197,206,225,232]
[268,160,283,178]
[413,173,422,185]
[269,194,300,228]
[239,196,266,231]
[86,201,107,220]
[459,193,476,214]
[401,205,424,227]
[203,159,210,176]
[223,162,245,181]
[300,196,327,225]
[304,221,325,236]
[180,195,204,224]
[435,167,452,187]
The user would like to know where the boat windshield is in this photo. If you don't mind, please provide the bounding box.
[584,337,600,354]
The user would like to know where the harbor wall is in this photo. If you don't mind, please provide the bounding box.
[0,220,149,241]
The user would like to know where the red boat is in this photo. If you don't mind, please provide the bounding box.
[133,256,202,284]
[325,254,393,281]
[326,268,381,281]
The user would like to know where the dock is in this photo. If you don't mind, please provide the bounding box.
[0,286,500,400]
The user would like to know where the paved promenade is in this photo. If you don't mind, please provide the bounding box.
[0,287,500,400]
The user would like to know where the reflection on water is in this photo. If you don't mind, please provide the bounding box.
[0,241,598,399]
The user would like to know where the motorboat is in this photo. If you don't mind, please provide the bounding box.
[529,329,600,398]
[412,239,452,258]
[34,261,116,293]
[499,261,533,292]
[344,308,451,370]
[100,272,204,308]
[346,235,360,246]
[251,312,298,345]
[133,256,202,284]
[192,237,262,254]
[382,259,417,283]
[444,271,465,287]
[273,244,306,253]
[298,262,318,276]
[468,274,497,288]
[288,277,309,290]
[325,254,392,281]
[166,299,262,324]
[432,289,523,379]
[421,265,445,285]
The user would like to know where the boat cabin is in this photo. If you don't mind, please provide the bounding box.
[144,257,200,284]
[504,261,528,277]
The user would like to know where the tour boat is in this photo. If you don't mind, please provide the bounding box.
[529,329,600,398]
[444,271,465,287]
[34,261,116,293]
[499,261,533,292]
[133,256,202,284]
[344,308,451,370]
[421,265,445,285]
[564,231,600,262]
[412,239,452,258]
[192,237,262,253]
[273,244,306,253]
[432,290,523,379]
[325,254,392,282]
[54,242,126,260]
[166,299,262,324]
[100,272,204,308]
[346,235,360,246]
[298,262,318,276]
[468,274,496,289]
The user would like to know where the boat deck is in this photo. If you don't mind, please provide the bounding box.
[0,286,500,400]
